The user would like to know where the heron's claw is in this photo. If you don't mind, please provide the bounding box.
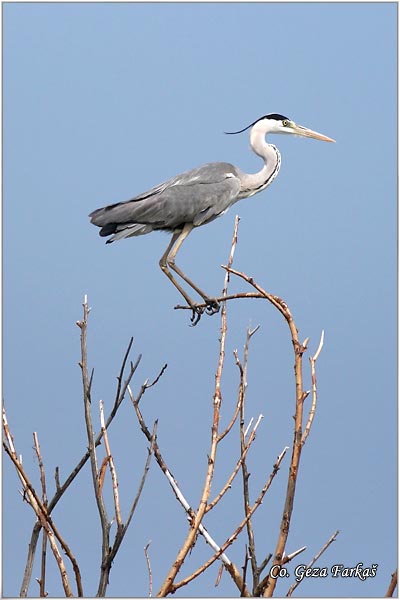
[204,298,220,316]
[190,305,204,326]
[186,299,220,326]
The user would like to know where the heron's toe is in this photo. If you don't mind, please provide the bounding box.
[204,298,220,316]
[190,305,204,326]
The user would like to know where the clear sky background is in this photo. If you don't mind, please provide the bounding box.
[3,2,397,598]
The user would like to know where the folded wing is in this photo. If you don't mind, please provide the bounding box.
[89,162,242,242]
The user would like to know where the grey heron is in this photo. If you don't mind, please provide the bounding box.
[90,114,334,323]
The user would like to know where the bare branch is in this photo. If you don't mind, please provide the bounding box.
[286,530,339,597]
[122,421,157,536]
[33,433,48,597]
[206,272,309,599]
[33,433,48,506]
[100,400,123,528]
[144,363,168,390]
[6,217,331,599]
[215,564,224,588]
[238,325,260,591]
[207,414,263,512]
[96,416,157,593]
[302,330,324,446]
[129,384,236,572]
[132,363,168,407]
[54,467,61,493]
[3,420,81,596]
[78,297,110,596]
[175,291,264,312]
[171,446,288,595]
[114,336,135,407]
[312,329,325,362]
[255,546,308,597]
[224,215,241,289]
[79,297,152,594]
[156,216,237,597]
[283,545,307,563]
[10,303,157,596]
[39,530,48,598]
[257,553,272,578]
[241,545,250,596]
[20,526,42,597]
[385,569,398,597]
[144,542,153,598]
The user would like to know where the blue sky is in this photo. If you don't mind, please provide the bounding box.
[3,2,397,597]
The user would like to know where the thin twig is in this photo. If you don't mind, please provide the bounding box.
[119,421,157,540]
[217,321,259,444]
[207,414,263,512]
[286,530,339,597]
[99,421,157,590]
[4,410,83,595]
[100,400,123,528]
[283,545,307,563]
[170,446,288,595]
[302,330,324,446]
[255,545,308,597]
[237,326,260,592]
[3,436,76,596]
[257,553,273,578]
[216,388,242,443]
[129,384,232,567]
[33,433,48,598]
[79,298,158,596]
[78,297,110,597]
[144,541,153,597]
[134,364,168,407]
[223,215,241,292]
[54,467,61,493]
[114,337,135,407]
[18,333,140,596]
[214,564,224,588]
[38,532,48,598]
[33,433,48,506]
[241,546,250,596]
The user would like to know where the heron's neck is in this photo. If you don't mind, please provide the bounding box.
[239,129,281,198]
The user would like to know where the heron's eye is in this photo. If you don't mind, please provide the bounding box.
[282,120,290,127]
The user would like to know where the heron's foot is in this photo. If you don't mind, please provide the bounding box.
[190,304,205,326]
[189,299,219,325]
[204,298,220,316]
[174,300,220,325]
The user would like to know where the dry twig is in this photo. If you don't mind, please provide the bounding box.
[3,412,82,597]
[237,326,261,592]
[170,446,288,595]
[286,529,339,597]
[78,296,157,596]
[33,433,48,598]
[156,217,241,596]
[144,541,153,597]
[99,400,123,528]
[385,569,398,597]
[302,330,324,446]
[205,267,323,598]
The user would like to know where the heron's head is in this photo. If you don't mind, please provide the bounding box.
[227,113,335,143]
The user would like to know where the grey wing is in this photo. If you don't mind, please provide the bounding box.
[89,162,242,241]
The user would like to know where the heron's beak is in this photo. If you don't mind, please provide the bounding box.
[292,123,335,143]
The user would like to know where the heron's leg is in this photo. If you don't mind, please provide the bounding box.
[164,224,219,315]
[159,231,196,306]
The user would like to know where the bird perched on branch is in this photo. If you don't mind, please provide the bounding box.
[90,113,334,324]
